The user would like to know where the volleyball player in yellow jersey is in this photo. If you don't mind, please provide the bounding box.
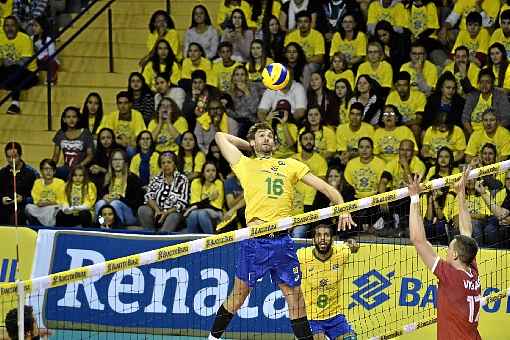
[298,225,359,339]
[208,122,355,340]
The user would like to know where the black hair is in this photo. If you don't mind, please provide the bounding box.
[82,92,104,135]
[488,43,509,88]
[147,39,177,81]
[187,42,206,58]
[191,69,207,82]
[190,4,212,28]
[501,9,510,21]
[135,130,156,154]
[251,0,274,23]
[378,104,403,126]
[60,106,83,131]
[148,10,175,32]
[284,42,307,82]
[350,101,365,113]
[230,8,249,31]
[339,12,361,40]
[127,72,153,99]
[5,305,34,339]
[199,160,219,185]
[40,158,57,171]
[454,45,470,56]
[466,11,482,25]
[116,91,131,102]
[4,141,22,156]
[96,128,120,157]
[218,40,233,51]
[358,136,374,148]
[177,131,200,173]
[478,67,496,83]
[97,204,121,228]
[396,71,411,82]
[295,10,311,21]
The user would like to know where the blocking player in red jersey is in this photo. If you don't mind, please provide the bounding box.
[407,168,481,340]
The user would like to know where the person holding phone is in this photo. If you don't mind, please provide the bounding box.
[264,99,298,159]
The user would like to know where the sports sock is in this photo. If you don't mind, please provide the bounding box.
[291,316,314,340]
[209,304,234,339]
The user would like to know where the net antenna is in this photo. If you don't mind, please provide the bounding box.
[10,141,24,337]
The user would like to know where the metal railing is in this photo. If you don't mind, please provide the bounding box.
[1,0,174,131]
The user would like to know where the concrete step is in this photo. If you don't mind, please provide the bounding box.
[59,27,155,46]
[59,55,139,73]
[56,71,128,87]
[27,85,124,104]
[0,114,61,131]
[0,130,55,144]
[61,41,146,58]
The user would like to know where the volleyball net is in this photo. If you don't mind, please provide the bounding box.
[1,162,510,339]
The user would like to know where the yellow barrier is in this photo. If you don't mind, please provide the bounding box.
[0,161,509,338]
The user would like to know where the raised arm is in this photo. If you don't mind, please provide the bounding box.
[408,174,438,270]
[301,172,356,230]
[454,167,473,237]
[214,132,251,166]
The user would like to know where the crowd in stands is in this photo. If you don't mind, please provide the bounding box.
[2,0,510,248]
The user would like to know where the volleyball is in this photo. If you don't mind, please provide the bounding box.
[262,63,290,91]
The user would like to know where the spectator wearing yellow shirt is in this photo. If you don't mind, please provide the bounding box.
[0,0,13,26]
[406,0,440,42]
[265,99,298,159]
[142,39,181,91]
[307,72,337,126]
[465,176,499,246]
[329,14,367,69]
[181,43,216,87]
[291,130,328,237]
[184,5,219,60]
[443,46,479,96]
[465,109,510,162]
[250,0,282,30]
[462,69,510,135]
[400,42,438,96]
[373,105,417,164]
[325,52,355,91]
[356,41,393,89]
[213,41,240,93]
[487,43,510,91]
[25,159,66,227]
[421,111,466,164]
[246,39,273,82]
[0,16,38,114]
[139,10,181,67]
[217,0,253,29]
[424,146,460,181]
[98,92,146,157]
[221,9,254,62]
[489,10,510,59]
[129,131,160,187]
[477,143,505,195]
[367,0,408,35]
[150,97,188,154]
[385,71,426,139]
[177,131,206,181]
[333,78,353,126]
[336,102,375,163]
[185,161,224,234]
[299,106,336,160]
[452,12,488,67]
[194,99,238,153]
[284,10,325,88]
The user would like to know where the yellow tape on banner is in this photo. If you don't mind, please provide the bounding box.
[0,161,508,305]
[105,255,141,275]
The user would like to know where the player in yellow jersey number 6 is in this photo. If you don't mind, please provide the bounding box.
[298,224,359,340]
[208,122,355,340]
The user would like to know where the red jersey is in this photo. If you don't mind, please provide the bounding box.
[433,257,482,340]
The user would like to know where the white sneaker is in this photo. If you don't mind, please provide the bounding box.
[373,217,385,230]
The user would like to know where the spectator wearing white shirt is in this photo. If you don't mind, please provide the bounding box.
[257,75,307,122]
[154,72,186,111]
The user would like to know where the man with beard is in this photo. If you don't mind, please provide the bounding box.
[291,129,328,238]
[208,122,355,340]
[297,224,359,340]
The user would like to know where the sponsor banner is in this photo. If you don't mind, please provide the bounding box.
[29,230,509,338]
[0,226,37,327]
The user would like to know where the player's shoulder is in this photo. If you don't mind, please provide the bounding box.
[297,245,314,261]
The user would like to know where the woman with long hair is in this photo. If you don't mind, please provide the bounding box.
[307,72,336,126]
[138,151,189,232]
[374,20,410,76]
[333,78,353,126]
[31,16,59,84]
[56,165,97,227]
[142,39,181,90]
[129,131,160,187]
[89,128,121,189]
[349,74,384,125]
[487,42,510,90]
[96,204,122,229]
[127,72,154,126]
[283,42,307,84]
[150,97,188,153]
[184,5,219,59]
[206,140,231,180]
[251,0,281,30]
[140,10,181,66]
[246,39,273,82]
[259,15,285,62]
[300,106,336,159]
[185,161,225,234]
[221,8,254,62]
[180,42,214,83]
[52,106,94,180]
[95,149,144,226]
[425,147,458,180]
[329,13,367,70]
[421,111,466,164]
[81,92,104,135]
[177,131,206,180]
[325,52,355,91]
[423,71,465,128]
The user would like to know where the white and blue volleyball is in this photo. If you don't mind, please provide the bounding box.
[262,63,290,91]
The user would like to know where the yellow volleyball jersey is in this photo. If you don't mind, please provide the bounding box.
[297,244,351,320]
[232,155,309,224]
